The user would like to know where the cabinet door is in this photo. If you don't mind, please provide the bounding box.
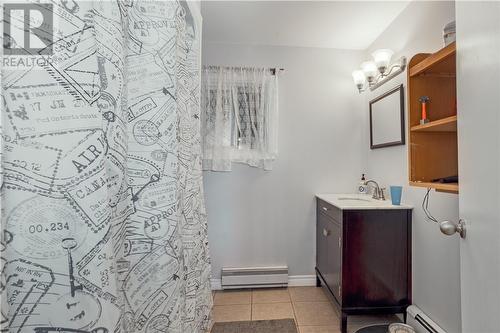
[343,210,409,308]
[316,212,329,276]
[324,219,341,303]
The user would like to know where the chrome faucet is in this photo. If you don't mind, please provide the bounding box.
[365,180,386,200]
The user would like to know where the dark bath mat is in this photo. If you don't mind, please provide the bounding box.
[211,319,298,333]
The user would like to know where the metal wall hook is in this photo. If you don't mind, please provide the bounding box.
[439,219,466,239]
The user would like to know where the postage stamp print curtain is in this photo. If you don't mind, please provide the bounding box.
[1,1,212,332]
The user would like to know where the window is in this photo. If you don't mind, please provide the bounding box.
[201,66,278,171]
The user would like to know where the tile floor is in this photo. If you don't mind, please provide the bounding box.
[210,287,401,333]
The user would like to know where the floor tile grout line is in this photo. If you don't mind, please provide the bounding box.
[250,289,253,320]
[287,288,300,329]
[290,297,300,327]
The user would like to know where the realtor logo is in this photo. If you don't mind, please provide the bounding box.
[3,3,53,55]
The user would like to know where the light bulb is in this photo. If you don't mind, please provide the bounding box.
[361,61,377,84]
[351,70,365,92]
[372,49,394,75]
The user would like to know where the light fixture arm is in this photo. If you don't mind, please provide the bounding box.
[369,56,407,91]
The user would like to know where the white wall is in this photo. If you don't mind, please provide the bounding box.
[202,43,365,281]
[362,2,461,332]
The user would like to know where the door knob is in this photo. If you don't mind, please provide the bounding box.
[323,229,330,237]
[439,219,466,239]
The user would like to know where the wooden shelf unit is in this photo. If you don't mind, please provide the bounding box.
[410,115,457,132]
[409,42,456,77]
[407,42,458,194]
[409,181,458,194]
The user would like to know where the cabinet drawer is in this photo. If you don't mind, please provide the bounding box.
[317,199,342,222]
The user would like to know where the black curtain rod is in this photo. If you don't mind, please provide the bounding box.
[204,65,284,75]
[270,68,285,75]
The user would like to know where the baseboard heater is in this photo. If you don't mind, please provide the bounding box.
[221,266,288,289]
[407,305,447,333]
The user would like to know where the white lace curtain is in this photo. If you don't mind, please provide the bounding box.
[201,66,279,171]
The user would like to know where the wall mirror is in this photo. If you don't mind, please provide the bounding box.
[369,84,405,149]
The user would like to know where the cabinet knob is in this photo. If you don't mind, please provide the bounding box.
[323,228,330,237]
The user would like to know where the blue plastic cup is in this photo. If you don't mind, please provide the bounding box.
[390,186,403,205]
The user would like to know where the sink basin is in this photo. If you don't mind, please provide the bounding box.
[316,193,413,210]
[337,197,371,202]
[336,197,374,206]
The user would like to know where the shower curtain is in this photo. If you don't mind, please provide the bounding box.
[1,1,212,332]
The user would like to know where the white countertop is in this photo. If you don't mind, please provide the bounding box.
[316,193,413,210]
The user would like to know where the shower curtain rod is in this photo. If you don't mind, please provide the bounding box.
[204,65,284,75]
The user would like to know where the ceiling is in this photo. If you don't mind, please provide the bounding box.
[201,1,411,50]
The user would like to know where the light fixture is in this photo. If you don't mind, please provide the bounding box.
[351,48,406,93]
[361,61,377,85]
[351,70,365,93]
[372,49,394,75]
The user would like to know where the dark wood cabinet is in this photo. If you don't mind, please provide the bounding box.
[316,211,341,302]
[316,212,330,276]
[316,198,412,333]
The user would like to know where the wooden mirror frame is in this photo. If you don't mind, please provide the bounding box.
[369,84,405,149]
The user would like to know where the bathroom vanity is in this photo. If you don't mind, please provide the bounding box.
[315,194,412,333]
